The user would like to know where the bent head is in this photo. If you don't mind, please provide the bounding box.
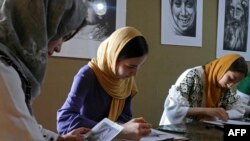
[218,70,245,88]
[48,38,63,56]
[48,22,85,56]
[116,55,147,79]
[218,56,248,89]
[92,27,149,79]
[116,36,148,79]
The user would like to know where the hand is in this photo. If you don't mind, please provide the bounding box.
[202,108,229,121]
[117,117,152,141]
[57,127,91,141]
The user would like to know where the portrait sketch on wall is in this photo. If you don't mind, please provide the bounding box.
[161,0,203,47]
[53,0,126,59]
[217,0,250,61]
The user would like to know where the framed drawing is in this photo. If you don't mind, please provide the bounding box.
[53,0,127,59]
[161,0,203,47]
[216,0,250,61]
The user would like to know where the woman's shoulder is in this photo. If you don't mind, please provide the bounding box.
[77,64,96,79]
[180,66,203,78]
[175,66,204,84]
[73,65,101,88]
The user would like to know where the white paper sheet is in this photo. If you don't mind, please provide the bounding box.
[203,119,250,128]
[140,129,187,141]
[84,118,123,141]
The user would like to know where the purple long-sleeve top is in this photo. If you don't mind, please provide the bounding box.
[57,65,132,135]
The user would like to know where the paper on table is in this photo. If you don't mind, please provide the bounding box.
[84,118,124,141]
[224,119,250,125]
[202,119,250,128]
[140,129,187,141]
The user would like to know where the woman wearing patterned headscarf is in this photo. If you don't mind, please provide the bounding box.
[57,26,152,141]
[160,53,248,125]
[0,0,91,140]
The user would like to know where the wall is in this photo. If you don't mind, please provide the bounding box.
[33,0,250,132]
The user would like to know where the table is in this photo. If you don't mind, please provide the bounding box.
[158,121,224,141]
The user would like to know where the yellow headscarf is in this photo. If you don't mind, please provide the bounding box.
[204,53,241,107]
[88,27,142,121]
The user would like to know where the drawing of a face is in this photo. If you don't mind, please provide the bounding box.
[229,0,245,22]
[224,0,248,51]
[171,0,196,33]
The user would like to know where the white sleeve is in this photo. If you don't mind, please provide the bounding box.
[0,62,58,141]
[159,85,189,125]
[226,90,248,119]
[39,125,59,141]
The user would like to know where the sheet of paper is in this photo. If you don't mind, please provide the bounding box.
[84,118,124,141]
[203,119,250,128]
[140,129,187,141]
[202,120,224,128]
[224,119,250,125]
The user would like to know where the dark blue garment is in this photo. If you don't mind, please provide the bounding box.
[57,65,132,135]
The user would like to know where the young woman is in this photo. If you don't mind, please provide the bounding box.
[0,0,91,140]
[159,53,248,125]
[57,26,151,140]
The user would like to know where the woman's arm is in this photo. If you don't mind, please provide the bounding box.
[160,68,205,125]
[159,85,190,125]
[57,66,98,134]
[187,107,229,121]
[0,62,46,140]
[225,90,246,119]
[116,117,151,141]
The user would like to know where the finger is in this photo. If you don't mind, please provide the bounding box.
[79,129,91,135]
[141,123,152,129]
[72,127,91,135]
[133,117,147,123]
[139,128,152,136]
[219,109,229,120]
[216,109,228,121]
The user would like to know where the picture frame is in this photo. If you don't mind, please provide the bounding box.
[53,0,127,59]
[216,0,250,61]
[161,0,203,47]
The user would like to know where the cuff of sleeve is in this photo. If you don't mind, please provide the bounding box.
[227,109,244,119]
[41,128,59,141]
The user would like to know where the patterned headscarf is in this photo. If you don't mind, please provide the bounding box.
[88,26,142,121]
[204,53,241,107]
[0,0,86,113]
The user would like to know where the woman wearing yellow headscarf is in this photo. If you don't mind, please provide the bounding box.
[160,54,248,125]
[57,26,151,140]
